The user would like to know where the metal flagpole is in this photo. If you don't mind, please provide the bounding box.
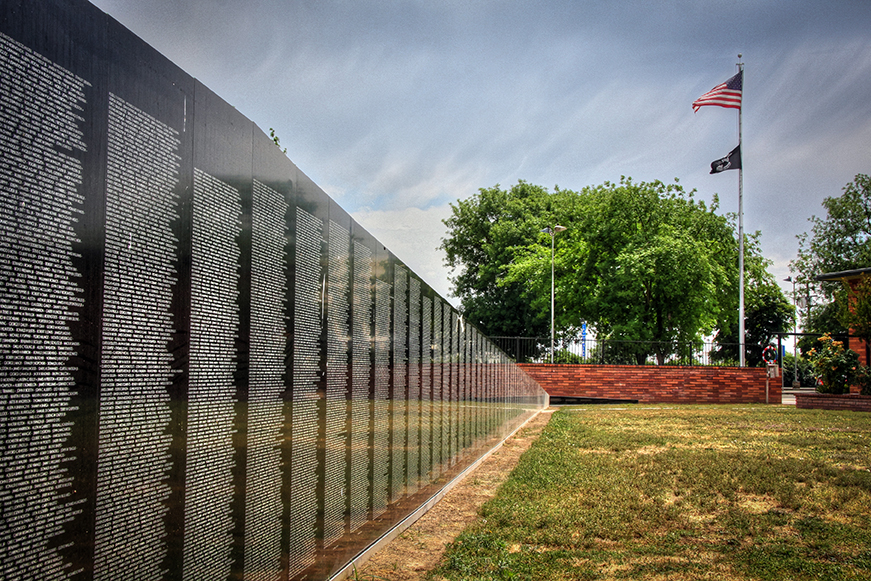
[542,225,566,363]
[737,55,745,367]
[551,230,555,363]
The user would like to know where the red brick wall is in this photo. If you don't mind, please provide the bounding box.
[845,277,869,368]
[851,337,869,367]
[795,393,871,412]
[518,364,777,404]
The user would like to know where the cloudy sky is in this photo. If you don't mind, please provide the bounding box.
[90,0,871,305]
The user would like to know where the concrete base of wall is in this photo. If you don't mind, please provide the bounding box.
[795,393,871,412]
[518,364,777,404]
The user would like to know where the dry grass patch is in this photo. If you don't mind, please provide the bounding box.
[736,493,779,514]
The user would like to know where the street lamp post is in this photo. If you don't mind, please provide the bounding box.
[785,276,798,387]
[542,225,567,363]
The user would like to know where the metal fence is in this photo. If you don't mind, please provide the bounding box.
[492,333,855,370]
[489,336,746,366]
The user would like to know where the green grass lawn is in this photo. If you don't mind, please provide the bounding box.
[430,405,871,581]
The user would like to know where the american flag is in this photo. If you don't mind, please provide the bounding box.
[692,71,743,112]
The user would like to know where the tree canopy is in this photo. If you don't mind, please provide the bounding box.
[791,173,871,340]
[440,181,578,338]
[442,177,789,363]
[838,274,871,344]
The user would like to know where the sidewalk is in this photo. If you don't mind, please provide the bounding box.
[780,386,817,405]
[355,409,554,581]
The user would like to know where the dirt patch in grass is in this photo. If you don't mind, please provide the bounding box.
[355,409,554,581]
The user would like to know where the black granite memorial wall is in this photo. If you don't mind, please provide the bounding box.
[0,1,548,579]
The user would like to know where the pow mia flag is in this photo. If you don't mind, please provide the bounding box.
[710,144,741,174]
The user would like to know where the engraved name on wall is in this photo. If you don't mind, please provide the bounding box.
[0,4,547,580]
[0,31,89,581]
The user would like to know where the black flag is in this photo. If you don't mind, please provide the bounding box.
[710,144,741,174]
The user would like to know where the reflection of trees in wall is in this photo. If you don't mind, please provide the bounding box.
[0,4,549,580]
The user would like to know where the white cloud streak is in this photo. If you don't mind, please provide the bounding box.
[91,0,871,302]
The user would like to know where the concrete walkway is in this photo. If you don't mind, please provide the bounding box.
[781,386,817,405]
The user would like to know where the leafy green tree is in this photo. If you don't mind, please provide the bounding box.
[795,301,847,357]
[552,178,734,364]
[837,274,871,344]
[268,127,287,153]
[711,276,794,366]
[445,178,782,363]
[796,174,871,275]
[711,232,794,366]
[781,352,815,387]
[440,181,582,339]
[791,173,871,340]
[837,274,871,388]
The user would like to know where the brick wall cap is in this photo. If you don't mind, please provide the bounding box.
[518,363,761,371]
[795,393,871,400]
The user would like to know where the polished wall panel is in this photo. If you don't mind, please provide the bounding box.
[391,264,408,502]
[246,178,287,580]
[0,26,94,581]
[350,231,373,533]
[0,1,548,580]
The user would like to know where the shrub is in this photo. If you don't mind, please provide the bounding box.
[855,365,871,396]
[552,349,584,364]
[780,353,815,387]
[808,333,859,394]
